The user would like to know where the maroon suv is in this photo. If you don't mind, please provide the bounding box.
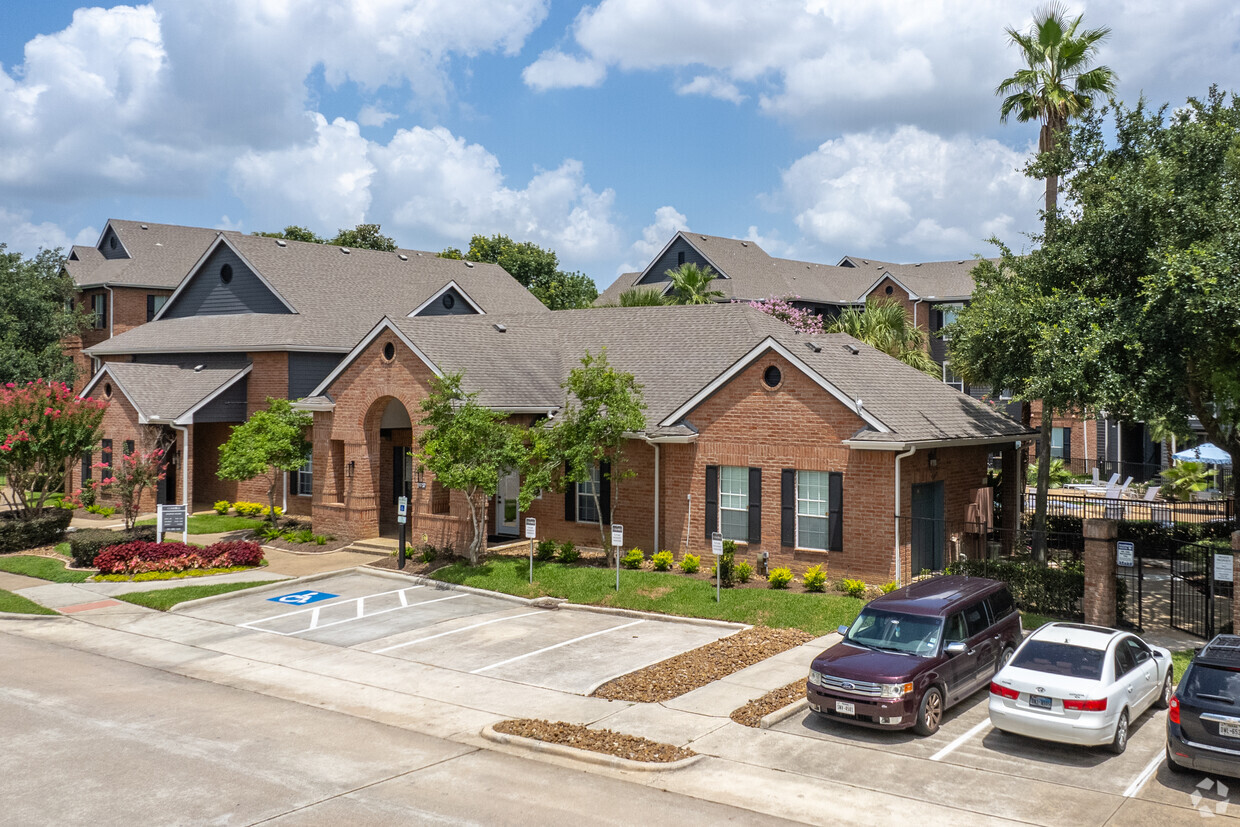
[807,575,1022,735]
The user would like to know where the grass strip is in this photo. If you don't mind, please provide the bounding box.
[134,514,266,535]
[1173,648,1195,683]
[431,558,863,635]
[114,581,272,611]
[0,555,91,583]
[0,589,57,615]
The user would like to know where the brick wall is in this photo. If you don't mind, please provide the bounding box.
[1028,400,1097,472]
[66,287,173,393]
[246,352,289,416]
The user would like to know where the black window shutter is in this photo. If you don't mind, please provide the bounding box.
[82,451,92,482]
[392,446,402,504]
[599,462,611,525]
[101,439,112,470]
[704,465,718,538]
[747,467,762,544]
[123,440,134,456]
[564,463,576,521]
[1062,427,1072,462]
[780,469,795,547]
[828,473,843,551]
[146,294,156,322]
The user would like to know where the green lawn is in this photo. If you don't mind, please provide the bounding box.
[1173,649,1195,683]
[0,588,57,615]
[0,555,91,583]
[430,559,864,635]
[134,514,265,535]
[114,581,272,611]
[52,542,71,557]
[1020,611,1061,631]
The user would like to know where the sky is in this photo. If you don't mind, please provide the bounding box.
[1,2,1236,291]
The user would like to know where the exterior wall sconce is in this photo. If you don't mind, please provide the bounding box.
[346,460,355,478]
[416,467,426,489]
[928,449,938,469]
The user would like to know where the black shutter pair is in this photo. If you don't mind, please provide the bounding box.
[781,470,843,550]
[562,462,611,523]
[704,465,760,543]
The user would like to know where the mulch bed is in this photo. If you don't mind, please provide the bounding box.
[729,679,806,728]
[366,554,457,576]
[591,626,815,703]
[493,719,695,763]
[259,536,353,553]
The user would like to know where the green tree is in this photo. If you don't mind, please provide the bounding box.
[414,373,524,564]
[440,234,598,309]
[88,434,167,530]
[826,298,939,377]
[217,398,311,526]
[255,226,326,244]
[330,223,397,251]
[617,287,670,307]
[522,349,646,563]
[0,246,82,385]
[664,262,724,305]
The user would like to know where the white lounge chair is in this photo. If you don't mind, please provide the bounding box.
[1117,476,1134,498]
[1142,485,1160,502]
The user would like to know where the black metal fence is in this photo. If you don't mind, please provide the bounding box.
[1169,542,1235,639]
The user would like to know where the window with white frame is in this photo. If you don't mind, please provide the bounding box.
[91,293,106,329]
[797,471,829,550]
[576,465,600,523]
[296,456,312,496]
[1050,426,1071,460]
[719,466,749,541]
[943,362,964,392]
[939,303,963,339]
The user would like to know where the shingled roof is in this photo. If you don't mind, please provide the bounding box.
[65,220,221,289]
[81,361,250,424]
[320,304,1031,447]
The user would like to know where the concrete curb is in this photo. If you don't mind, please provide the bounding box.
[480,723,703,772]
[0,610,68,621]
[260,544,385,557]
[759,698,809,729]
[169,568,360,612]
[357,569,538,607]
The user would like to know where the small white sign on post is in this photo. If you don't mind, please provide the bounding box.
[1116,541,1134,568]
[525,517,537,539]
[711,531,723,556]
[611,524,623,549]
[397,496,408,525]
[1215,554,1234,584]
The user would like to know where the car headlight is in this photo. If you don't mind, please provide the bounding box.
[879,682,914,699]
[809,670,822,685]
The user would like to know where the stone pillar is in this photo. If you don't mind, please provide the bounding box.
[1083,518,1118,626]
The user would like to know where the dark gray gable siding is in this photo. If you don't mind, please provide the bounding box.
[288,352,344,399]
[162,245,292,318]
[637,236,715,285]
[100,227,128,259]
[414,286,479,317]
[195,376,248,423]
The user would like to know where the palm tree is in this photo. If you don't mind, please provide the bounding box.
[664,263,724,305]
[997,3,1116,216]
[618,287,671,307]
[826,299,940,377]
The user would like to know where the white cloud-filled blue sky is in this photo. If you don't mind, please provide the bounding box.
[1,1,1236,290]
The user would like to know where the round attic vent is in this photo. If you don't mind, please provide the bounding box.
[442,293,455,310]
[885,285,893,295]
[220,263,233,284]
[383,342,396,361]
[763,365,782,389]
[103,382,113,399]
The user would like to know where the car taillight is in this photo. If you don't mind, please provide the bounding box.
[989,681,1019,700]
[1170,695,1180,725]
[1063,698,1108,712]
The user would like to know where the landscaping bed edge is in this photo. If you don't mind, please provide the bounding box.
[480,723,703,772]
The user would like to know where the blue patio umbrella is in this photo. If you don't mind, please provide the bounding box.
[1172,442,1233,466]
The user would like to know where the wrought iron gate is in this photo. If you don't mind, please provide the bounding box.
[1115,540,1143,632]
[1170,543,1234,639]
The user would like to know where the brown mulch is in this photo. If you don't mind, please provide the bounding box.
[493,719,695,763]
[259,536,353,553]
[591,626,815,703]
[366,554,457,576]
[729,679,806,728]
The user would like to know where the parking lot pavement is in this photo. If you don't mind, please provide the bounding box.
[180,571,738,695]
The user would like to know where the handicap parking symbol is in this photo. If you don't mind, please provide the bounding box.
[269,590,338,605]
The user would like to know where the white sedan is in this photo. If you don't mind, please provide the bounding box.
[988,622,1173,753]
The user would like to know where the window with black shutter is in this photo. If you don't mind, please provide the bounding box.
[780,469,795,547]
[704,465,718,538]
[101,439,112,472]
[828,472,843,551]
[599,461,611,525]
[747,467,762,543]
[81,451,92,483]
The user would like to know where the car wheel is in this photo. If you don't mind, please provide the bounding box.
[1166,746,1191,774]
[1154,672,1173,710]
[914,686,944,736]
[997,645,1015,672]
[1108,710,1129,755]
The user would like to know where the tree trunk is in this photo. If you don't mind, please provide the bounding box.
[464,488,483,565]
[268,470,279,527]
[1032,405,1053,565]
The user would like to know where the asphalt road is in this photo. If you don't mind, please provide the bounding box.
[0,630,791,826]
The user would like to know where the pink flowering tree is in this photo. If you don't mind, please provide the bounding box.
[745,296,826,335]
[0,380,106,518]
[86,438,167,530]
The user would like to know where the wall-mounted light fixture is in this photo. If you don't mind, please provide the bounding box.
[346,460,355,478]
[416,467,426,489]
[928,449,938,469]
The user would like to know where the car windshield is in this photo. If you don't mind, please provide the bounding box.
[846,608,942,655]
[1185,664,1240,702]
[1009,641,1104,680]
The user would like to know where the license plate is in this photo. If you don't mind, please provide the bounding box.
[1220,722,1240,739]
[835,701,856,716]
[1029,695,1051,710]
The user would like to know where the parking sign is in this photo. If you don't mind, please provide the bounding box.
[611,524,623,547]
[525,517,537,539]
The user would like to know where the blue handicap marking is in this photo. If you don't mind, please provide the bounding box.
[269,590,338,605]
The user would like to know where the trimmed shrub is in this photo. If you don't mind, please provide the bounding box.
[839,578,866,599]
[233,502,263,517]
[768,567,793,589]
[880,581,899,594]
[651,550,674,571]
[260,505,284,518]
[680,553,701,574]
[213,500,231,515]
[258,525,284,541]
[557,541,581,564]
[68,525,155,567]
[803,564,827,592]
[717,540,737,588]
[735,560,753,583]
[85,504,116,517]
[0,509,72,553]
[535,539,557,561]
[621,548,645,569]
[94,540,263,575]
[945,558,1084,618]
[313,534,330,546]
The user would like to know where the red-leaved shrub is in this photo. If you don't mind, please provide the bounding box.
[93,540,265,575]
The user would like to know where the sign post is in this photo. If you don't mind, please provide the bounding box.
[611,523,623,592]
[525,517,537,584]
[397,496,408,569]
[157,503,188,544]
[711,531,723,603]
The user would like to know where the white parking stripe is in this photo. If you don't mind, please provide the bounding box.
[285,594,467,636]
[1123,751,1165,798]
[240,586,424,627]
[929,719,991,762]
[373,610,544,654]
[308,607,321,630]
[470,619,644,674]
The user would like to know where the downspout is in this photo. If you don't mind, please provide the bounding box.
[894,446,916,585]
[653,443,660,554]
[170,423,189,508]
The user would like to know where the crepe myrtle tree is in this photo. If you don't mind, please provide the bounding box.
[0,379,106,519]
[522,349,646,564]
[217,398,311,526]
[414,373,525,565]
[80,428,169,530]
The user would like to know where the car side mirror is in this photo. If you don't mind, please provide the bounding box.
[945,642,967,656]
[837,625,850,636]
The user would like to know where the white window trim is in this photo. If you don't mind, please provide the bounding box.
[296,456,313,497]
[939,302,964,340]
[942,361,964,392]
[795,470,830,552]
[576,466,600,524]
[718,466,750,542]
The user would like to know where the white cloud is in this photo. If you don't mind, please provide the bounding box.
[774,126,1041,259]
[613,205,689,276]
[358,105,397,128]
[0,209,95,256]
[676,75,745,104]
[522,50,606,90]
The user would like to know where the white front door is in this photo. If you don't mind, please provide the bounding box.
[496,471,520,536]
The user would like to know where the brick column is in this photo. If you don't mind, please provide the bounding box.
[1000,445,1021,554]
[1083,518,1118,626]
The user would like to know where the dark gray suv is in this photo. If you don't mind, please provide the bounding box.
[1168,634,1240,778]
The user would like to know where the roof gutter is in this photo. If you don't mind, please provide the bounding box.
[844,434,1032,451]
